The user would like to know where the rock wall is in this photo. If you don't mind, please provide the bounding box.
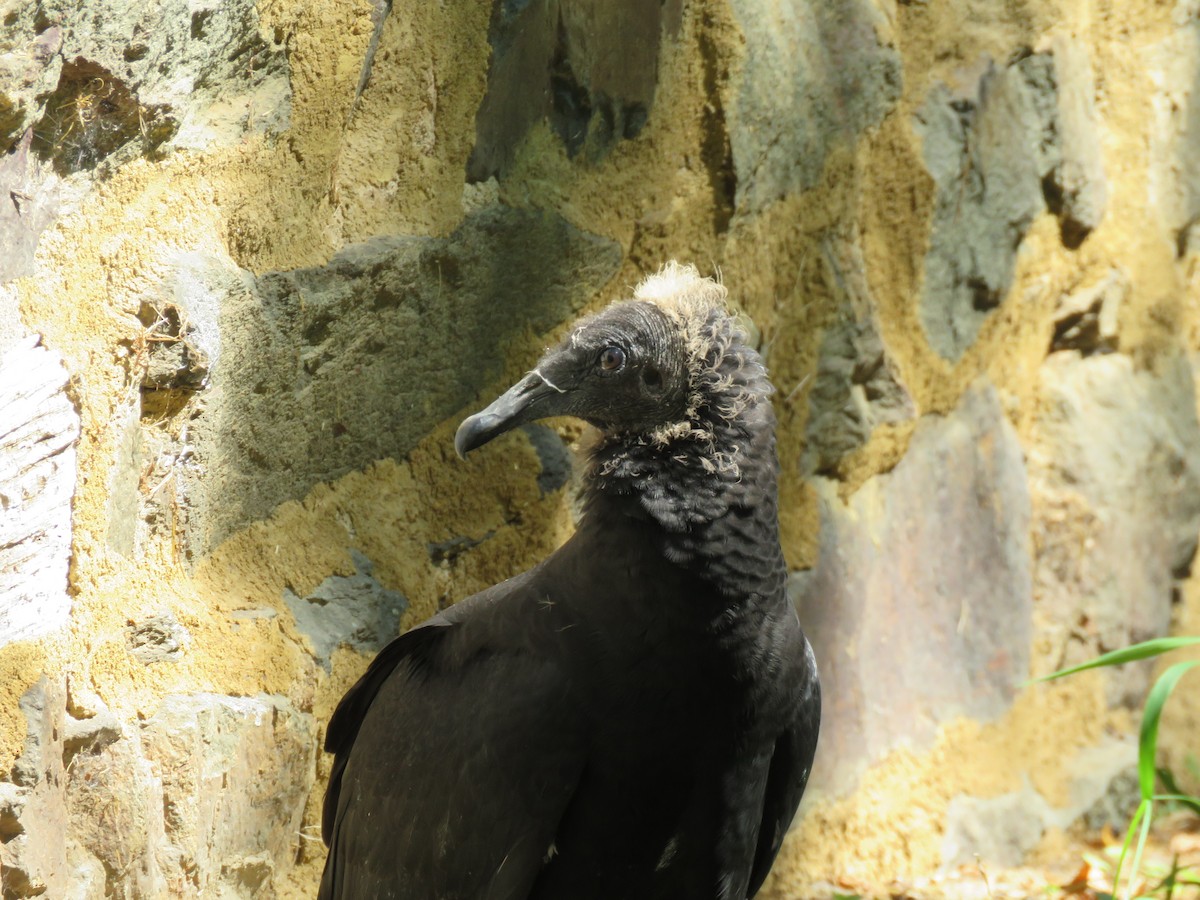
[1,0,1199,897]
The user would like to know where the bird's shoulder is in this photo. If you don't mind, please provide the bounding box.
[320,568,564,837]
[325,569,540,742]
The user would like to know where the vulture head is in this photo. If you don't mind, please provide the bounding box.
[455,262,758,459]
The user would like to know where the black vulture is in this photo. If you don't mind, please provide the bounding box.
[319,263,821,900]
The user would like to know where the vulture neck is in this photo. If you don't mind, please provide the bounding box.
[583,334,786,606]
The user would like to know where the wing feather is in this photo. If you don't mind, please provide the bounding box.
[320,590,586,900]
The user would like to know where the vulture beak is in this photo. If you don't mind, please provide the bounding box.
[455,370,569,459]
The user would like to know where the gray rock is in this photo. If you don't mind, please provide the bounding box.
[802,311,915,475]
[0,17,63,150]
[521,423,574,495]
[0,128,72,283]
[1144,23,1200,254]
[3,680,317,898]
[1029,351,1200,701]
[917,45,1108,360]
[193,203,621,550]
[105,400,141,557]
[0,15,73,283]
[123,251,243,560]
[727,0,901,214]
[29,0,289,171]
[1045,36,1108,247]
[940,737,1135,870]
[1049,268,1127,354]
[941,783,1051,870]
[915,53,1055,360]
[283,549,407,670]
[66,723,166,895]
[61,709,123,769]
[125,612,191,664]
[1,0,287,275]
[1081,766,1141,832]
[467,0,679,180]
[0,337,79,648]
[28,56,176,177]
[802,233,915,475]
[1,678,72,899]
[9,678,62,792]
[792,383,1032,795]
[139,692,317,894]
[136,303,211,393]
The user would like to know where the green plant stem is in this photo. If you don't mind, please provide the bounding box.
[1125,800,1153,900]
[1113,799,1148,898]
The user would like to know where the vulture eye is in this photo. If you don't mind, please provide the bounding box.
[598,346,626,374]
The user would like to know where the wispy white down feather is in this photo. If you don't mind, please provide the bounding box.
[628,263,753,475]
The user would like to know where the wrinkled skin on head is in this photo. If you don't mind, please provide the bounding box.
[455,301,692,457]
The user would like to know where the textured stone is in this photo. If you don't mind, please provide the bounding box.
[727,0,901,213]
[1,0,1195,894]
[33,0,289,162]
[917,44,1107,359]
[520,423,574,495]
[139,693,317,895]
[0,129,75,284]
[0,285,21,351]
[1045,36,1108,247]
[1,0,287,277]
[194,203,621,550]
[1145,22,1200,254]
[0,337,79,648]
[3,682,164,898]
[116,251,242,561]
[791,383,1032,794]
[1,678,73,899]
[0,15,63,150]
[125,612,191,665]
[0,16,70,283]
[467,0,679,180]
[61,709,122,769]
[1029,351,1200,699]
[916,43,1104,360]
[941,737,1135,870]
[942,783,1052,870]
[283,549,407,670]
[104,400,141,557]
[1049,268,1127,354]
[916,53,1055,360]
[66,724,165,895]
[802,234,915,474]
[802,312,915,475]
[1080,766,1141,832]
[2,679,316,898]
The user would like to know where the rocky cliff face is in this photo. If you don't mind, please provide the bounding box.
[2,0,1198,896]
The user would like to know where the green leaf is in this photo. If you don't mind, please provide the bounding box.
[1032,637,1200,683]
[1139,661,1200,799]
[1154,769,1200,815]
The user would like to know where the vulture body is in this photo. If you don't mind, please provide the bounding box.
[319,264,821,900]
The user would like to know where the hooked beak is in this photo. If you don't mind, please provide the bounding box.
[454,371,567,459]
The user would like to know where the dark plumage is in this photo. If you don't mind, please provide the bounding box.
[319,263,821,900]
